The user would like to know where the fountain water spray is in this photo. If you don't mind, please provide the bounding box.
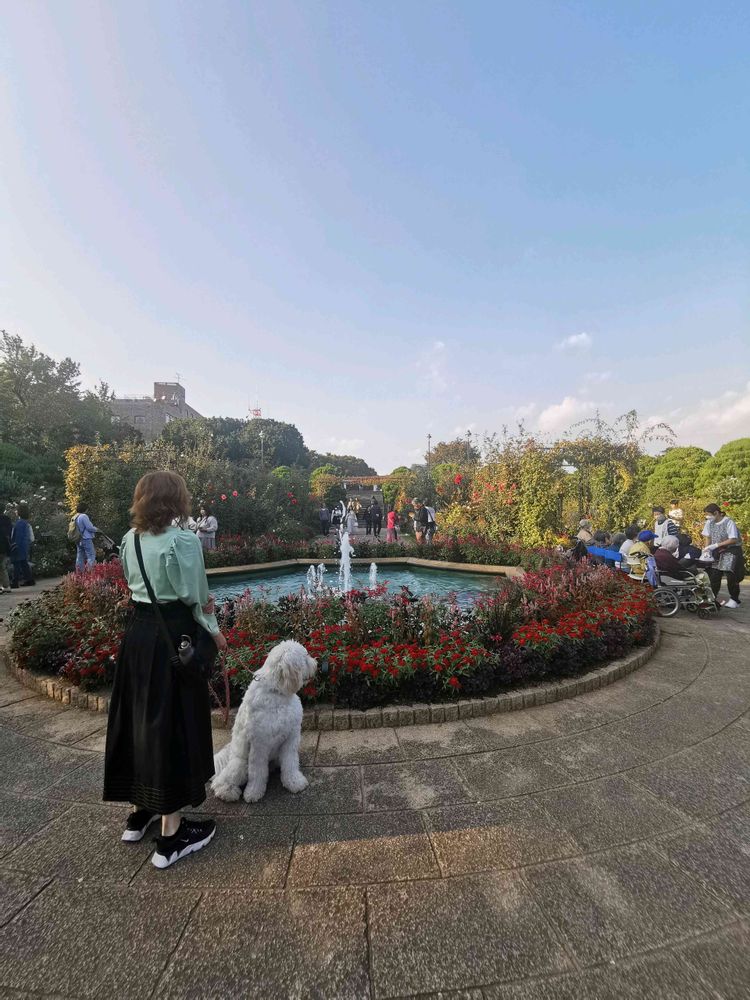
[369,562,378,589]
[339,530,354,593]
[306,562,328,596]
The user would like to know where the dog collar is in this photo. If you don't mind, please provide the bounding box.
[251,676,285,696]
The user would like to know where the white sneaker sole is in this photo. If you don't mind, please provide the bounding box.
[121,816,158,842]
[151,827,216,869]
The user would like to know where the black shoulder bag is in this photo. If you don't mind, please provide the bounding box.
[133,533,219,681]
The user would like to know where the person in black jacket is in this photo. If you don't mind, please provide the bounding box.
[412,499,429,545]
[370,499,383,539]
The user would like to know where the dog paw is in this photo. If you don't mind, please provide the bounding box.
[243,784,266,803]
[212,782,242,802]
[282,772,309,794]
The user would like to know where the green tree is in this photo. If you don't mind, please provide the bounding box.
[0,332,120,454]
[695,439,750,532]
[160,417,248,461]
[696,438,750,498]
[557,410,674,529]
[308,452,377,476]
[642,446,712,509]
[309,464,346,507]
[382,466,416,510]
[241,419,308,468]
[426,438,480,466]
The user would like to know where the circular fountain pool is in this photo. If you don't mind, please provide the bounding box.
[209,564,506,605]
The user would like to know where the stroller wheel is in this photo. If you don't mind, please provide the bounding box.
[684,602,699,613]
[654,588,680,617]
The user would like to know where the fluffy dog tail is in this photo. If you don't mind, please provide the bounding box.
[213,742,233,773]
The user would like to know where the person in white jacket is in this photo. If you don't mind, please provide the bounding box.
[652,506,679,549]
[196,506,218,550]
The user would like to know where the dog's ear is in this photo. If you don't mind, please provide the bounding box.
[274,649,305,694]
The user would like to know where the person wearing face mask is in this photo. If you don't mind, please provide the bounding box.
[701,504,745,609]
[196,506,218,550]
[652,506,679,549]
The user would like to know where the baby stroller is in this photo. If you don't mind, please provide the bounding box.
[98,533,120,563]
[649,560,718,619]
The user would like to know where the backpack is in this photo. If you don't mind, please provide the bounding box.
[67,515,82,543]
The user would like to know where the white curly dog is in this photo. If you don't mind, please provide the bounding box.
[211,640,317,803]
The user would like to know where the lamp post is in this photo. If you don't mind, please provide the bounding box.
[466,429,472,463]
[427,433,432,470]
[259,429,265,467]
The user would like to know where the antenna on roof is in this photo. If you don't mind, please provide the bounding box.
[175,372,183,385]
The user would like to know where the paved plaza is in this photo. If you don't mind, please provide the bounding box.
[0,583,748,998]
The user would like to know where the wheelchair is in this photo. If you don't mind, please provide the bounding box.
[652,569,719,619]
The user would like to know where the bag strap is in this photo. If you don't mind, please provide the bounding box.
[133,533,179,660]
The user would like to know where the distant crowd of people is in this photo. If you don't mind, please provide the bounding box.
[318,496,437,545]
[574,501,745,609]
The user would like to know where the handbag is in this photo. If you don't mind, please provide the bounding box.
[133,533,219,681]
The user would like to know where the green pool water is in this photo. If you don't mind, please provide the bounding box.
[210,565,507,605]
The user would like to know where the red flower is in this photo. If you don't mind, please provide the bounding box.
[723,501,729,507]
[454,474,463,485]
[232,490,239,497]
[220,494,227,501]
[448,676,461,689]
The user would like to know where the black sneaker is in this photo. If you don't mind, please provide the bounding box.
[151,818,216,869]
[121,809,159,843]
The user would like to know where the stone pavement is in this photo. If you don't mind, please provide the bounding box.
[0,583,749,998]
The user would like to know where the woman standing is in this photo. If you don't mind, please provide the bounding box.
[103,472,227,869]
[196,505,218,550]
[386,508,397,543]
[701,503,745,609]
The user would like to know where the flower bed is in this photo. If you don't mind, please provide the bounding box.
[8,563,129,689]
[8,561,655,714]
[203,533,563,571]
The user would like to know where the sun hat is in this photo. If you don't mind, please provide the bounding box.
[638,530,656,542]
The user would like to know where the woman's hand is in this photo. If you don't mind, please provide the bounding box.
[213,631,227,653]
[202,594,216,616]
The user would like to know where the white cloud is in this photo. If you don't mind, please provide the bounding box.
[662,380,750,448]
[328,437,365,454]
[513,403,537,420]
[582,370,611,384]
[537,396,596,434]
[557,332,593,353]
[419,340,449,393]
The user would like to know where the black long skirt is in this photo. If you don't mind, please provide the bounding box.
[103,601,215,814]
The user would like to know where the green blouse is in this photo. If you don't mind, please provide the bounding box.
[120,526,220,636]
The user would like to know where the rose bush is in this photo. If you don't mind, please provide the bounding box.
[9,562,128,689]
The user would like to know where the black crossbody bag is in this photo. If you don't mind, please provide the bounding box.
[133,533,219,681]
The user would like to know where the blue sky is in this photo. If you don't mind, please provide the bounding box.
[2,0,748,472]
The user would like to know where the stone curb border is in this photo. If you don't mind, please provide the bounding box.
[2,626,661,730]
[205,556,525,579]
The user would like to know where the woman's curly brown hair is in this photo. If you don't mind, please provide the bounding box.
[130,471,191,534]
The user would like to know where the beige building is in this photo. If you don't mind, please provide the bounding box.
[109,382,202,442]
